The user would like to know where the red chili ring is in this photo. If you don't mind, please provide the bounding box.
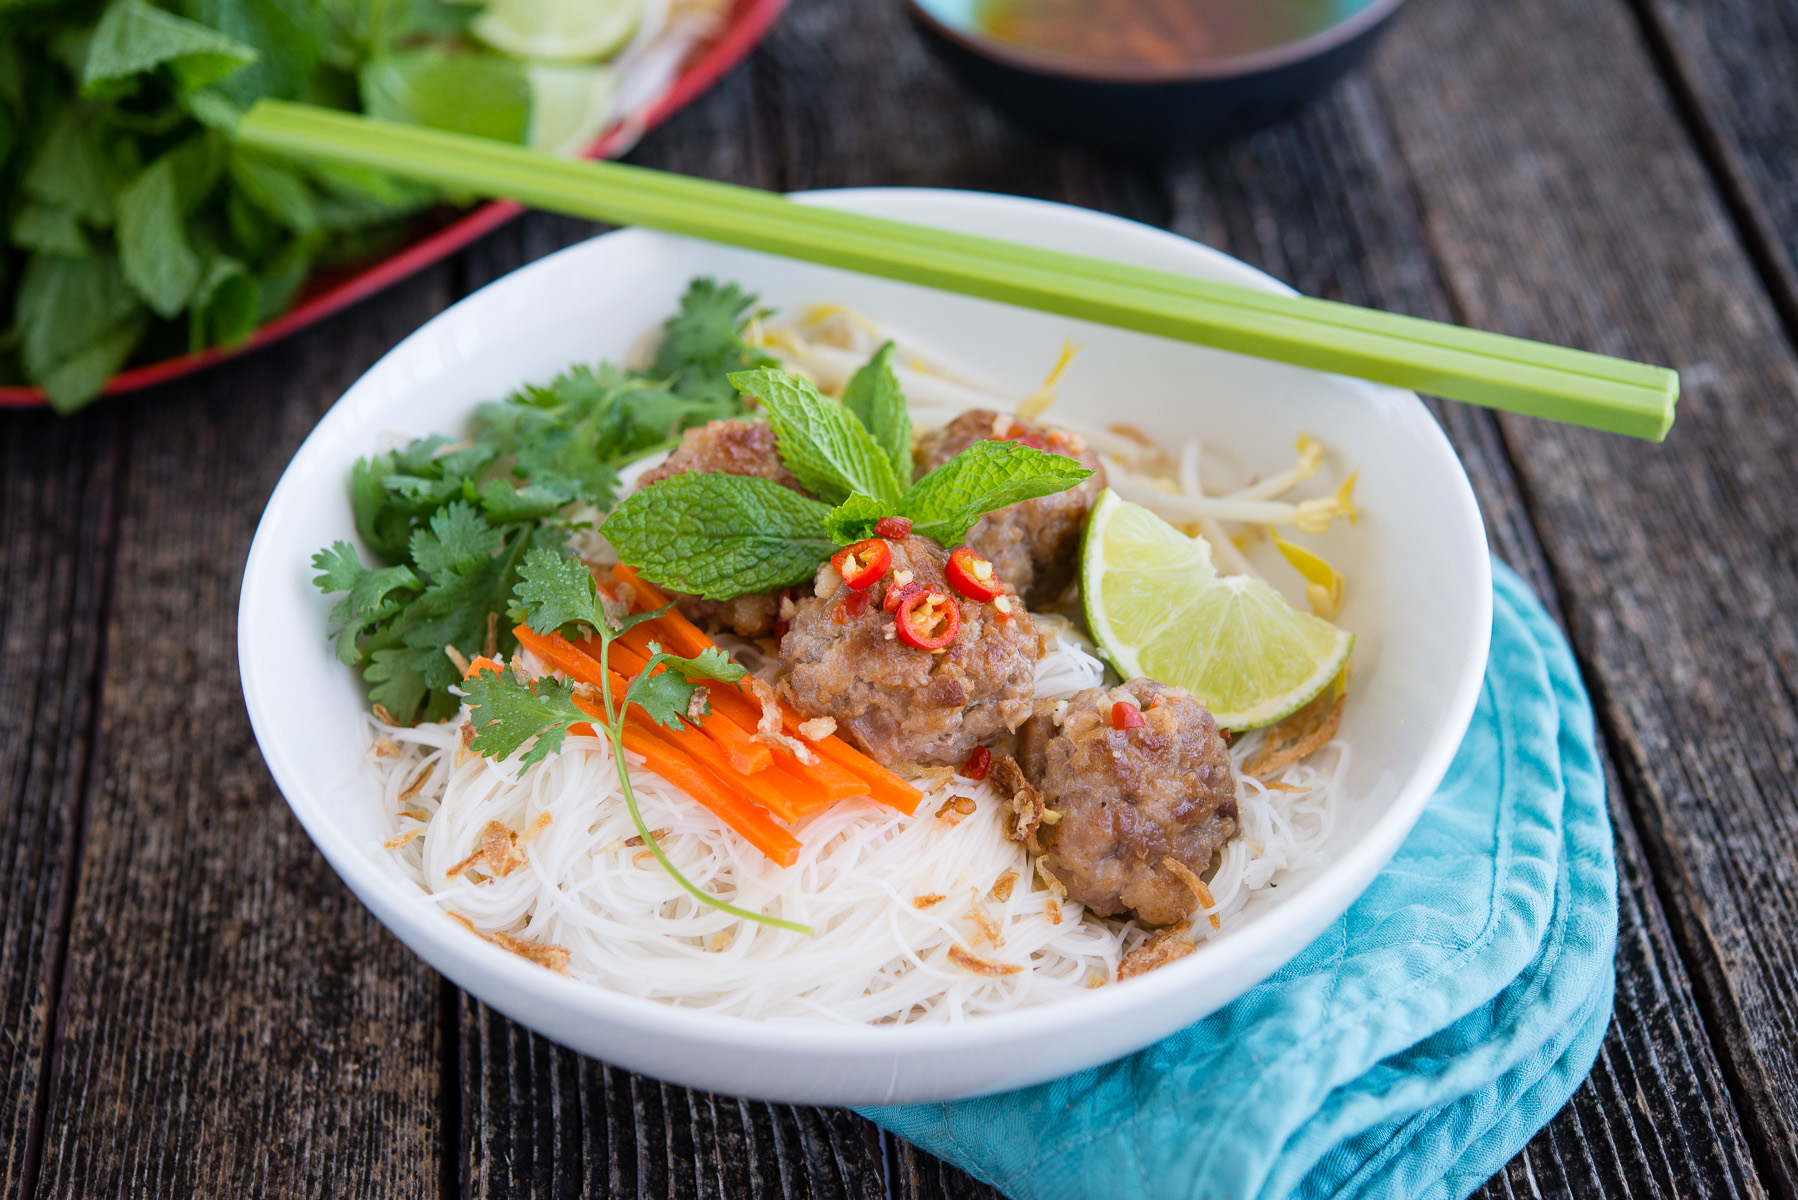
[896,587,961,650]
[944,546,1005,602]
[830,538,892,591]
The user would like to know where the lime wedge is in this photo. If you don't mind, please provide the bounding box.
[527,62,619,156]
[1080,489,1353,730]
[473,0,642,62]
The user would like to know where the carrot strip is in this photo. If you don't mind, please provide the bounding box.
[464,655,503,680]
[614,722,801,867]
[608,567,922,816]
[575,635,772,775]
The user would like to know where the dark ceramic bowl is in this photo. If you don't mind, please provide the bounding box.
[907,0,1406,154]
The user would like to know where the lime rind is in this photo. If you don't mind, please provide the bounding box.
[473,0,643,62]
[1080,488,1354,730]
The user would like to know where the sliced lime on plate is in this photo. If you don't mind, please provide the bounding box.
[527,62,620,156]
[1080,489,1353,730]
[473,0,643,62]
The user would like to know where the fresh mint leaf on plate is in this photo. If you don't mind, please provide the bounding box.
[841,341,910,484]
[824,493,896,545]
[901,439,1095,547]
[602,472,837,601]
[728,367,904,506]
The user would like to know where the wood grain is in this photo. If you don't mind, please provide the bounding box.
[1374,0,1798,1190]
[447,0,1768,1196]
[25,275,455,1199]
[0,408,121,1198]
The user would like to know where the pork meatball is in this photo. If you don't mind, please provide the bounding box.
[634,418,810,637]
[912,409,1106,606]
[778,536,1039,768]
[1016,679,1237,927]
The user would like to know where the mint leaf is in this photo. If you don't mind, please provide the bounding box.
[900,440,1094,547]
[602,473,836,601]
[463,668,591,768]
[729,368,903,505]
[40,314,149,415]
[512,546,605,636]
[15,251,146,413]
[409,500,503,576]
[824,493,896,545]
[188,254,258,350]
[116,153,202,317]
[841,342,910,484]
[228,147,318,233]
[11,203,92,257]
[84,0,259,90]
[360,48,530,144]
[24,108,116,228]
[626,669,700,731]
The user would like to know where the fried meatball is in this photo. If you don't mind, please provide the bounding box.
[1016,680,1237,927]
[633,418,809,637]
[912,409,1106,606]
[778,536,1039,768]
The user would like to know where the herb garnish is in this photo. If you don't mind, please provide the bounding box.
[463,548,811,935]
[314,278,768,724]
[601,347,1095,600]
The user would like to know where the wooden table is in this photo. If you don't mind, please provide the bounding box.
[5,0,1796,1193]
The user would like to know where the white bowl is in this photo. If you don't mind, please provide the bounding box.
[239,188,1490,1105]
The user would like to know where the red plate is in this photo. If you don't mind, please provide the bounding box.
[0,0,786,409]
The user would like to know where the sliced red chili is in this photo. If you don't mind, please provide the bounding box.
[896,587,960,650]
[883,580,924,613]
[873,516,913,539]
[961,745,992,781]
[944,546,1005,602]
[1111,701,1146,730]
[830,538,891,591]
[842,589,872,619]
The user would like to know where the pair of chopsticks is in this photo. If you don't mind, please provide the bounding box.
[236,100,1677,440]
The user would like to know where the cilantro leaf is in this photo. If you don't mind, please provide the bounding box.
[479,476,576,523]
[511,546,605,636]
[462,668,592,768]
[728,368,904,506]
[651,278,777,405]
[651,644,748,684]
[409,500,503,576]
[900,440,1095,546]
[312,541,420,664]
[824,493,897,545]
[841,342,911,484]
[84,0,259,90]
[626,669,701,731]
[602,473,837,601]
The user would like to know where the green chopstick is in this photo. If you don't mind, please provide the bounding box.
[236,100,1678,440]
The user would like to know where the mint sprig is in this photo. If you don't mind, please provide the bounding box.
[603,352,1094,600]
[602,473,839,600]
[729,368,905,505]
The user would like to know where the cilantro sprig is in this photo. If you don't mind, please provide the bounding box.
[314,279,769,724]
[601,346,1095,599]
[462,549,811,935]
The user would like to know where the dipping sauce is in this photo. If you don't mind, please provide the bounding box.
[974,0,1354,65]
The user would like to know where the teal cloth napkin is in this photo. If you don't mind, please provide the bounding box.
[862,561,1616,1200]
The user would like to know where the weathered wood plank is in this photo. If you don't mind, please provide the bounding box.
[440,1,1765,1196]
[0,408,121,1200]
[1627,0,1798,331]
[1373,0,1798,1191]
[27,276,455,1199]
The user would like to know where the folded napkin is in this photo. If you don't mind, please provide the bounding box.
[862,561,1616,1200]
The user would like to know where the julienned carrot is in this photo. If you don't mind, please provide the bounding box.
[463,655,503,680]
[609,564,712,657]
[614,722,801,867]
[603,567,923,816]
[701,681,921,815]
[579,634,774,775]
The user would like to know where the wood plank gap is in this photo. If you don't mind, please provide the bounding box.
[14,408,130,1200]
[439,976,466,1200]
[1611,0,1798,353]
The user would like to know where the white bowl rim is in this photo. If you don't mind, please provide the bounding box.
[239,187,1492,1064]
